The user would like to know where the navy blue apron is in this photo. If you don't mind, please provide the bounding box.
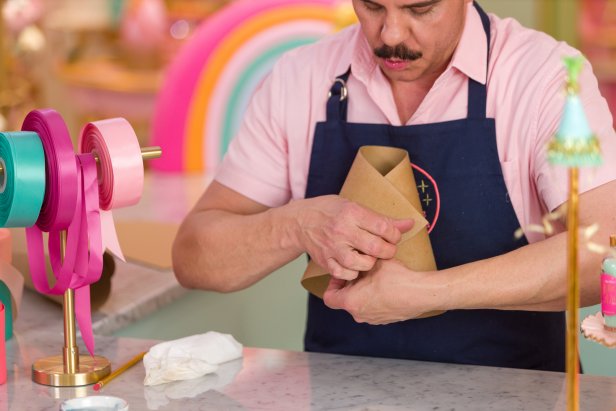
[303,2,565,371]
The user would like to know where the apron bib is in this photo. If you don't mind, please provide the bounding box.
[303,2,565,371]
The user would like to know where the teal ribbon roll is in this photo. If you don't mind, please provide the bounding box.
[0,131,46,227]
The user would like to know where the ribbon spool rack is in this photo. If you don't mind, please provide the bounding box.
[31,146,161,387]
[0,113,162,387]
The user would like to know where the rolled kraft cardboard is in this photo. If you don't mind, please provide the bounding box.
[9,228,115,311]
[301,146,443,318]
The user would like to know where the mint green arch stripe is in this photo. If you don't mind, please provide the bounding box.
[221,37,320,158]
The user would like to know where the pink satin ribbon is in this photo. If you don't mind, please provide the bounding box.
[79,118,144,261]
[70,155,103,352]
[23,109,78,296]
[22,109,101,356]
[23,110,78,231]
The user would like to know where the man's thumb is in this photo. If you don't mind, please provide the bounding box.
[393,218,414,234]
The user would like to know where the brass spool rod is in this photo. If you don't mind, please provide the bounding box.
[0,146,162,175]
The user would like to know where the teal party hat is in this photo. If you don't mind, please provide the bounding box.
[548,56,602,167]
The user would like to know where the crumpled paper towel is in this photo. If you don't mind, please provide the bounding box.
[144,357,243,409]
[143,331,243,386]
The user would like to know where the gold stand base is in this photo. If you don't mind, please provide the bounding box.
[32,355,111,387]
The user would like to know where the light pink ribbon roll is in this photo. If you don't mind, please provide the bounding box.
[79,118,144,261]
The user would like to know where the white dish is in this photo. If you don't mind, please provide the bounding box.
[60,395,129,411]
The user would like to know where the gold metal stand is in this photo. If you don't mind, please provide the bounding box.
[32,231,111,386]
[31,146,162,387]
[566,167,580,411]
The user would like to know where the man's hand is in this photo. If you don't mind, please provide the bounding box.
[323,259,442,324]
[293,195,413,281]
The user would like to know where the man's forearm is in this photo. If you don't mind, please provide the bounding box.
[172,205,302,292]
[173,178,415,293]
[324,229,604,324]
[442,179,616,313]
[444,229,603,312]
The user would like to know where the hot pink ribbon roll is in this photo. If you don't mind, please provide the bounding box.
[79,118,144,260]
[22,109,78,231]
[22,109,101,356]
[23,109,78,295]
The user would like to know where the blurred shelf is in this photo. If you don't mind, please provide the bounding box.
[591,59,616,83]
[57,58,162,93]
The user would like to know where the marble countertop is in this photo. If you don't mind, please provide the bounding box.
[4,326,616,410]
[14,259,186,338]
[5,287,616,410]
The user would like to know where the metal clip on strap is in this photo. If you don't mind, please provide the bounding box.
[327,78,348,101]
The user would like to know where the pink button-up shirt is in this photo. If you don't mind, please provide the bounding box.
[216,3,616,244]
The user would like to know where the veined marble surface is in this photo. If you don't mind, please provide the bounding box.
[92,259,186,336]
[4,328,616,411]
[7,285,616,410]
[15,259,186,338]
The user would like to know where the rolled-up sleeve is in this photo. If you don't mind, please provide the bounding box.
[533,54,616,213]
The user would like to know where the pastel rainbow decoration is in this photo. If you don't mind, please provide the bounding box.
[151,0,355,173]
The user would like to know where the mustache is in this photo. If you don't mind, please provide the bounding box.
[374,44,423,61]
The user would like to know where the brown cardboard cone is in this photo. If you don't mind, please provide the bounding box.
[9,228,115,311]
[301,146,442,318]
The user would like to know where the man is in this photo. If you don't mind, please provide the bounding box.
[172,0,616,371]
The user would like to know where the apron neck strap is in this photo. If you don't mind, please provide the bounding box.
[326,69,351,122]
[467,1,491,120]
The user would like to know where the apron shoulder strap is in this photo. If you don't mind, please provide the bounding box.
[325,68,351,122]
[468,1,492,120]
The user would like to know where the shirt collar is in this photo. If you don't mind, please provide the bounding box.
[333,25,375,82]
[344,2,489,85]
[451,2,489,85]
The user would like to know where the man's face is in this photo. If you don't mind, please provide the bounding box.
[352,0,470,84]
